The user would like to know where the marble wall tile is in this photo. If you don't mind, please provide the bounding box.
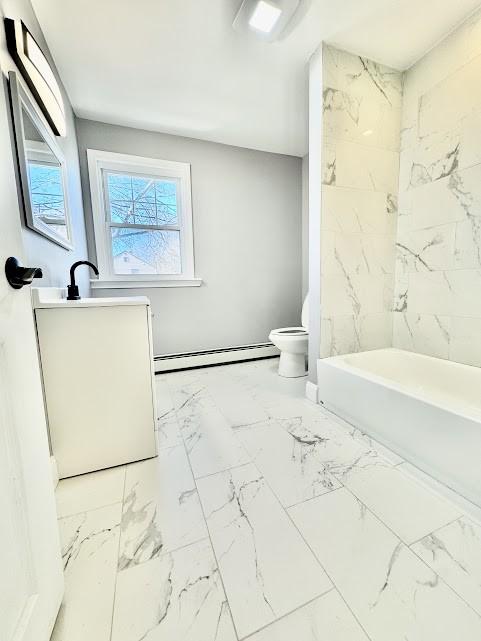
[411,517,481,616]
[289,488,481,641]
[450,316,481,366]
[118,449,207,570]
[320,313,392,358]
[396,223,456,273]
[449,269,481,316]
[320,46,402,359]
[393,14,481,369]
[322,231,396,277]
[322,138,337,185]
[419,53,481,139]
[51,504,122,641]
[392,313,451,359]
[408,129,461,188]
[323,85,400,151]
[322,186,394,235]
[322,273,393,317]
[111,538,237,641]
[393,272,408,312]
[247,590,370,641]
[197,463,332,638]
[323,45,403,111]
[407,271,453,316]
[334,140,400,193]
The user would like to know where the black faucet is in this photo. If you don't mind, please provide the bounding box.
[67,261,99,300]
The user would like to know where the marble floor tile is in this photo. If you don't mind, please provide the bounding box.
[55,466,126,518]
[180,400,251,479]
[247,590,369,641]
[200,371,271,428]
[412,517,481,616]
[155,376,176,421]
[341,464,461,544]
[277,411,394,482]
[290,489,481,641]
[156,417,182,450]
[51,503,122,641]
[53,359,481,641]
[334,420,405,466]
[236,420,341,507]
[118,447,207,570]
[111,538,236,641]
[197,462,332,639]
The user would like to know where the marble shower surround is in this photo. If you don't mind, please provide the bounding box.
[393,8,481,366]
[320,44,402,358]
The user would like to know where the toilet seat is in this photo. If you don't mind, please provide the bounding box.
[270,326,308,336]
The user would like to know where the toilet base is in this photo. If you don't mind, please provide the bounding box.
[278,352,307,378]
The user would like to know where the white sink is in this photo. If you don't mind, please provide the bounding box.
[31,287,149,309]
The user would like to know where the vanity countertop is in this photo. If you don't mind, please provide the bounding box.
[31,287,150,309]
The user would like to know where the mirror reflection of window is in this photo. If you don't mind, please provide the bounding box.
[21,107,69,242]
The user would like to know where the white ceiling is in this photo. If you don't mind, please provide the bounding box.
[31,0,481,156]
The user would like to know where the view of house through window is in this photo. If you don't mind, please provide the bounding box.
[105,171,182,275]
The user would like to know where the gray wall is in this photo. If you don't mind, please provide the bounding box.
[76,119,302,355]
[0,0,89,294]
[301,155,308,299]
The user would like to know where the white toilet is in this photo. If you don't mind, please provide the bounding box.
[269,295,308,378]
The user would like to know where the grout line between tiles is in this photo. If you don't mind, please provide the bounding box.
[177,399,241,641]
[279,488,374,641]
[238,588,336,641]
[57,499,125,521]
[340,484,481,623]
[162,363,481,636]
[108,466,127,641]
[407,515,462,547]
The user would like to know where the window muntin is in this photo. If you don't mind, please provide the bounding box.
[103,170,182,276]
[87,150,195,285]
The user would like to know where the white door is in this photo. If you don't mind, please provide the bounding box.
[0,67,64,641]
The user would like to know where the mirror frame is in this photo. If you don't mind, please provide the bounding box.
[9,70,73,250]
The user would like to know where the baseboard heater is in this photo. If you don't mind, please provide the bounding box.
[154,342,279,373]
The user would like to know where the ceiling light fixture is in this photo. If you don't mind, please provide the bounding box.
[233,0,301,43]
[249,1,282,33]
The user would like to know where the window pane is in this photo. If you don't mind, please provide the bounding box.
[111,228,181,275]
[106,172,178,225]
[27,162,68,238]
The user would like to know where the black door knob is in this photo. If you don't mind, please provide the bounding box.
[5,256,43,289]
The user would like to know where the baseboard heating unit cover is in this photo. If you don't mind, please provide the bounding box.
[154,342,279,373]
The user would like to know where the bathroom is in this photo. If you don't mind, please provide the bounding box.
[2,1,481,640]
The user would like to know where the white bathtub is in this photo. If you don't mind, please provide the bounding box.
[317,348,481,508]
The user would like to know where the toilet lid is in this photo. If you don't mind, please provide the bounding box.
[301,295,309,329]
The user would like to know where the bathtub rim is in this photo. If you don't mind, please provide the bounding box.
[319,347,481,424]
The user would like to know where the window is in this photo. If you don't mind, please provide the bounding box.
[87,149,199,288]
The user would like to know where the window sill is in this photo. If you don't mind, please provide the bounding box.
[90,278,203,289]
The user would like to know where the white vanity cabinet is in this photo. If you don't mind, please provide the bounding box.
[33,289,157,478]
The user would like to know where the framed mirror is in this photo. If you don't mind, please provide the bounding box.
[9,71,73,250]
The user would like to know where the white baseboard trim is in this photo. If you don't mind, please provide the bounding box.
[50,456,59,489]
[154,342,279,373]
[305,380,318,404]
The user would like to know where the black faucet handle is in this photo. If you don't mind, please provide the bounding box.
[67,283,81,300]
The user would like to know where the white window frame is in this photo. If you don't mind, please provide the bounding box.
[87,149,201,288]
